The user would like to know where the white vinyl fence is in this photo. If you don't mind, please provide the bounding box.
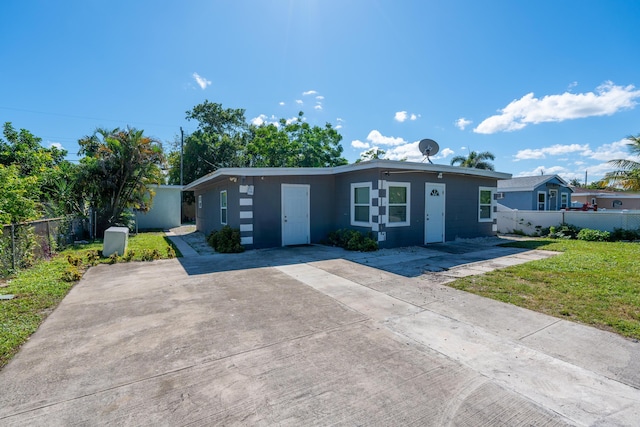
[497,205,640,235]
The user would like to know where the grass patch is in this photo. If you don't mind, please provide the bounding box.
[449,239,640,339]
[0,232,179,369]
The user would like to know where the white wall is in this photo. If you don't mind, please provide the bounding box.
[136,185,182,230]
[497,204,640,234]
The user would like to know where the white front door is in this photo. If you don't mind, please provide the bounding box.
[425,183,445,244]
[282,184,310,246]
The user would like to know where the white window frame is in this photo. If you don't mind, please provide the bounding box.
[220,190,227,225]
[350,182,372,226]
[478,187,495,222]
[386,182,410,227]
[561,193,568,209]
[537,191,547,211]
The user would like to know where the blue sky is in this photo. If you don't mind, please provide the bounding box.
[2,0,640,183]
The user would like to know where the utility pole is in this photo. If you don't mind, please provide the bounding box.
[180,127,184,186]
[584,170,587,187]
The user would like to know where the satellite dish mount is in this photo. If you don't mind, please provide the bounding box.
[418,138,440,164]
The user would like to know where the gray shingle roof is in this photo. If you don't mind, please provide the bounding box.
[498,175,569,192]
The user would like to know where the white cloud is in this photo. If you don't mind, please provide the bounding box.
[316,95,324,100]
[514,144,590,161]
[302,90,317,96]
[279,101,285,106]
[314,104,323,110]
[585,138,632,161]
[251,114,267,126]
[474,82,640,134]
[335,118,344,130]
[395,111,408,122]
[192,72,211,90]
[455,118,472,130]
[517,166,568,177]
[295,99,303,105]
[365,130,406,146]
[250,114,280,126]
[351,140,370,149]
[394,111,419,123]
[48,142,64,150]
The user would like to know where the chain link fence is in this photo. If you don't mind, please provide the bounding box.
[0,217,89,278]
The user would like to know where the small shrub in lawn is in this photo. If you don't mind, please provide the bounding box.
[61,266,82,282]
[108,253,120,264]
[66,254,82,267]
[207,226,244,253]
[327,229,378,252]
[86,250,100,266]
[611,228,640,241]
[166,246,176,258]
[140,249,161,261]
[577,229,610,242]
[552,223,580,239]
[122,250,135,262]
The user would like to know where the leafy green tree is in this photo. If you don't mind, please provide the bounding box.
[450,150,495,170]
[603,134,640,191]
[78,127,165,233]
[356,148,386,163]
[568,178,582,187]
[168,101,249,186]
[0,165,40,224]
[0,122,76,219]
[245,112,347,167]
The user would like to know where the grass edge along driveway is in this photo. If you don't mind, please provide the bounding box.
[449,239,640,341]
[0,232,180,369]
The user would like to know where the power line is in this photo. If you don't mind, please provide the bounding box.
[0,105,181,129]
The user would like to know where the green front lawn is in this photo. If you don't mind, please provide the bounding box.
[0,232,180,369]
[449,239,640,339]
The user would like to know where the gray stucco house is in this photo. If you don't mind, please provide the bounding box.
[184,160,511,249]
[497,175,572,211]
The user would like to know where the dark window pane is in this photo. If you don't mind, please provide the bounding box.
[389,186,406,204]
[354,206,369,223]
[480,206,491,219]
[354,187,369,205]
[388,206,406,223]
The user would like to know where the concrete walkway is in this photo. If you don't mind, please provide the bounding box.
[1,234,639,425]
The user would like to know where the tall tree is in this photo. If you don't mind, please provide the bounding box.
[0,122,74,219]
[78,127,165,233]
[245,112,347,167]
[356,148,386,163]
[450,150,495,170]
[602,134,640,191]
[168,101,249,185]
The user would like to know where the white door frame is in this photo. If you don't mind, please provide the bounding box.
[425,183,445,244]
[281,184,310,246]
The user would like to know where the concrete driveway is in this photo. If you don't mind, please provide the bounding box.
[1,238,639,426]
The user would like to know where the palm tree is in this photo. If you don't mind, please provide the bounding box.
[602,134,640,191]
[450,150,495,170]
[78,127,165,233]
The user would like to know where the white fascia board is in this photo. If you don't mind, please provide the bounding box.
[184,160,511,190]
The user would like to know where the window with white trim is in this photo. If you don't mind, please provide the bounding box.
[350,182,371,226]
[537,192,546,211]
[561,193,568,209]
[387,183,410,227]
[478,187,495,222]
[220,190,227,224]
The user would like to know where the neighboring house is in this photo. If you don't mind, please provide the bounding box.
[184,160,511,249]
[135,185,183,230]
[571,188,640,210]
[497,175,572,211]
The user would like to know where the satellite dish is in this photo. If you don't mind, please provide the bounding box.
[418,138,440,164]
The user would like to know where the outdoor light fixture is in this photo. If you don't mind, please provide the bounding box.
[437,173,443,179]
[229,177,237,182]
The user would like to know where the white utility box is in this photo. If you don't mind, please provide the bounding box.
[103,226,129,257]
